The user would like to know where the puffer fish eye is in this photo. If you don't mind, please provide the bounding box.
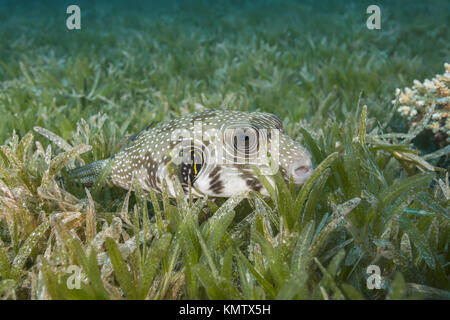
[231,127,259,154]
[180,147,204,184]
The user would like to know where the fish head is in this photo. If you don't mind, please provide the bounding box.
[167,110,313,197]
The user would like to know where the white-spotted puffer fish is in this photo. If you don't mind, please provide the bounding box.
[69,110,313,197]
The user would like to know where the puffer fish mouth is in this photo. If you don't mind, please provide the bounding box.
[288,152,314,185]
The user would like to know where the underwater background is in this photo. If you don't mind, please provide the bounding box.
[1,0,449,145]
[0,0,449,300]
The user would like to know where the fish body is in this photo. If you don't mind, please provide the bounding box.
[70,110,313,197]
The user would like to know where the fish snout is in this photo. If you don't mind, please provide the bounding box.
[289,157,313,185]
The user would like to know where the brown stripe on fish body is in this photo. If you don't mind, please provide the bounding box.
[208,165,224,195]
[246,178,262,192]
[238,167,263,193]
[279,167,290,184]
[209,179,224,195]
[208,166,221,179]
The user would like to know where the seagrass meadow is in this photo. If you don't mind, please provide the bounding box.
[0,0,449,300]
